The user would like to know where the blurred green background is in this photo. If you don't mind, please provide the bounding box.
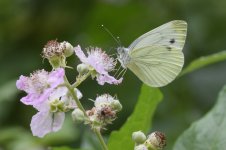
[1,0,226,150]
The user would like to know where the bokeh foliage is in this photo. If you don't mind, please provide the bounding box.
[1,0,226,149]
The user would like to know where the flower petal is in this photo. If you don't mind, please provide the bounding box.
[48,87,68,100]
[87,55,106,74]
[48,68,65,88]
[74,45,88,63]
[95,94,115,107]
[16,75,28,91]
[20,88,52,106]
[75,88,83,99]
[52,112,65,132]
[96,74,123,85]
[30,111,65,138]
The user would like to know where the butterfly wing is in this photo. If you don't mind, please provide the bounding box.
[127,45,184,87]
[128,20,187,51]
[125,20,187,87]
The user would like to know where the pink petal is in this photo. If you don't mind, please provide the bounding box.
[16,75,28,91]
[20,88,52,106]
[87,56,106,74]
[74,45,88,63]
[30,111,65,138]
[48,68,65,88]
[96,74,123,85]
[52,112,65,132]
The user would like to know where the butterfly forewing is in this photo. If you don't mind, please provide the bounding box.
[127,45,184,87]
[128,20,187,51]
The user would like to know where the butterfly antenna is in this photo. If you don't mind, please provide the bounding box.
[116,36,122,47]
[101,24,121,46]
[107,47,116,54]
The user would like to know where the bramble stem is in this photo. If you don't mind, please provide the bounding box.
[72,71,91,88]
[94,128,109,150]
[64,76,86,114]
[64,74,108,150]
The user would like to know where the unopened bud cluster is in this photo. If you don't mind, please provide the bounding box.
[132,131,166,150]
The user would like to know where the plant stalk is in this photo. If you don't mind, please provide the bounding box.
[64,75,108,150]
[94,128,109,150]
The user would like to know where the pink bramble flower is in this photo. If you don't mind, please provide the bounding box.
[31,87,82,137]
[16,68,65,107]
[74,45,123,85]
[16,68,83,137]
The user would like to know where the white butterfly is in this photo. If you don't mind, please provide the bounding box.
[117,20,187,87]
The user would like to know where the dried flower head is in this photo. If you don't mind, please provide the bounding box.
[145,131,166,150]
[86,94,122,128]
[42,40,73,68]
[42,40,64,59]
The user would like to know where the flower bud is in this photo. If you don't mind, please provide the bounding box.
[77,63,89,74]
[110,100,122,112]
[50,99,64,112]
[72,108,85,123]
[134,144,148,150]
[132,131,147,144]
[145,131,166,150]
[62,41,74,57]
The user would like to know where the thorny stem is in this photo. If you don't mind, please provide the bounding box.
[64,74,108,150]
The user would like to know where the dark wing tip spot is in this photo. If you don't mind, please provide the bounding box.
[170,38,175,44]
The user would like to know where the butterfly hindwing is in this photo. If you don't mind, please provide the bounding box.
[127,45,184,87]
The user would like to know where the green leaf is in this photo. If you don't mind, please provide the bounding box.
[52,147,85,150]
[173,85,226,150]
[180,50,226,77]
[108,84,163,150]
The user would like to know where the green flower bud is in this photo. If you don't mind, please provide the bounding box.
[72,108,85,123]
[135,144,148,150]
[132,131,147,144]
[62,41,74,57]
[110,100,122,112]
[50,99,64,112]
[145,131,166,150]
[77,63,89,74]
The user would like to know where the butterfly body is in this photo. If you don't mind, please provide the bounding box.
[117,47,130,68]
[117,20,187,87]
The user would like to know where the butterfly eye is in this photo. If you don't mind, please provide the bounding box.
[169,38,175,44]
